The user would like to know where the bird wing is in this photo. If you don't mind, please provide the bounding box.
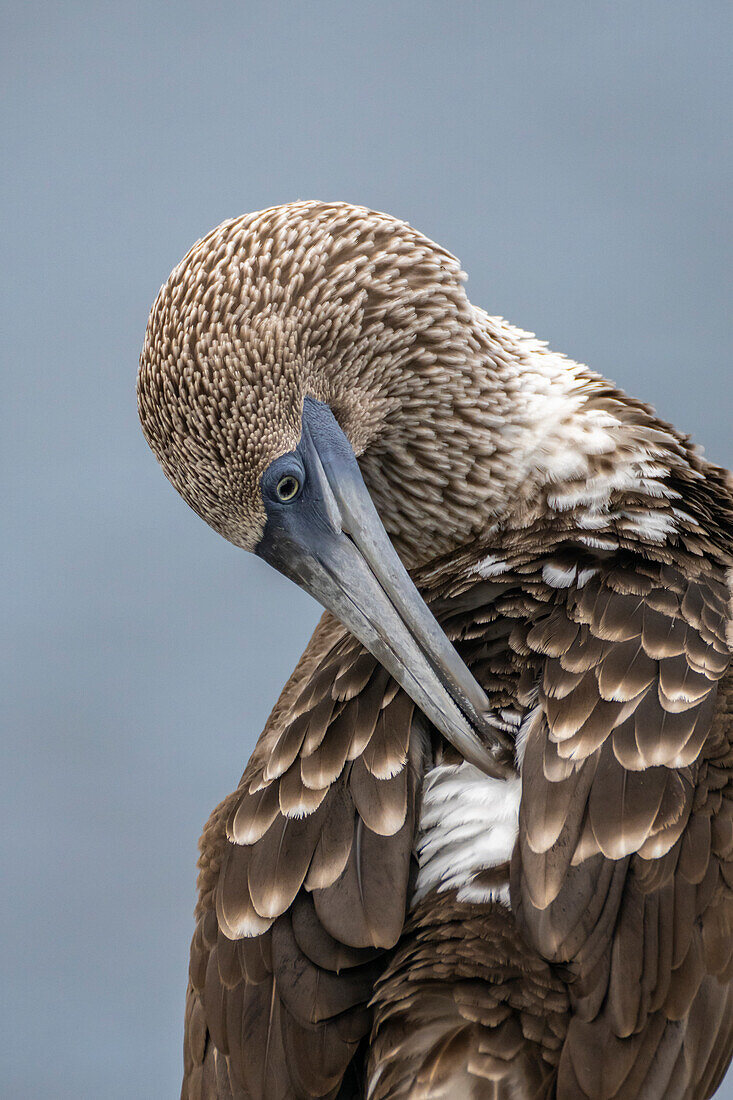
[512,556,733,1099]
[182,611,428,1100]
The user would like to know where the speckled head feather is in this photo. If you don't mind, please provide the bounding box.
[138,200,483,555]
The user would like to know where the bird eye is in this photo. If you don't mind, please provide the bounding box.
[276,474,301,502]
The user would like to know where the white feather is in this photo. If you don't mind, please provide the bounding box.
[474,553,509,577]
[413,762,521,908]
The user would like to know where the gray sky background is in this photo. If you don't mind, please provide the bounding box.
[2,3,731,1096]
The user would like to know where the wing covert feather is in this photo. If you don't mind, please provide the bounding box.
[182,611,427,1099]
[513,557,732,1099]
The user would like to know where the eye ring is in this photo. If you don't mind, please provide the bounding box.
[275,474,301,502]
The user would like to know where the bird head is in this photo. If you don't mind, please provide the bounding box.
[138,201,515,775]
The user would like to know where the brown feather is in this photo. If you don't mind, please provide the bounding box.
[217,843,272,939]
[597,638,656,702]
[303,781,354,892]
[290,890,380,972]
[312,813,413,949]
[270,913,380,1025]
[299,704,354,790]
[361,691,413,779]
[349,755,408,837]
[248,802,328,920]
[228,781,281,846]
[588,754,669,860]
[347,666,392,759]
[278,763,328,817]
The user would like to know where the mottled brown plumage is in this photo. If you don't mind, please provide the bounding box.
[138,201,733,1099]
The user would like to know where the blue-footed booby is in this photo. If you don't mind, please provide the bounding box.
[138,202,733,1099]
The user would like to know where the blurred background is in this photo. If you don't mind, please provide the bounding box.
[2,2,731,1096]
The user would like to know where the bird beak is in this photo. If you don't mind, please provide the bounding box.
[257,399,514,778]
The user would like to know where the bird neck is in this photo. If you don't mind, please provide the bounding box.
[352,309,705,571]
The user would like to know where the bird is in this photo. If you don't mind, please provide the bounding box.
[137,201,733,1100]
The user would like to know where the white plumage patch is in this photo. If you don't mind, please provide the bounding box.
[413,762,522,907]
